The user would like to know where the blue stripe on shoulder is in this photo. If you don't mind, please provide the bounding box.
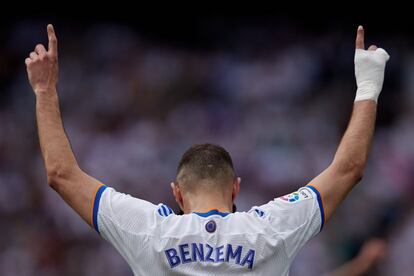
[162,205,168,216]
[93,185,108,234]
[158,204,174,217]
[254,209,265,217]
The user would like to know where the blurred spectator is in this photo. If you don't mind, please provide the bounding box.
[325,239,387,276]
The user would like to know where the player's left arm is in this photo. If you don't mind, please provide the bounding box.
[309,26,390,222]
[25,24,102,228]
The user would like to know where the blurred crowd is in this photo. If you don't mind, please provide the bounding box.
[0,20,413,275]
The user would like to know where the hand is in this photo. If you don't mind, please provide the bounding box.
[354,26,389,102]
[25,24,59,95]
[355,238,387,267]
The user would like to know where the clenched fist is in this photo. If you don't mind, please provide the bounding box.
[25,24,58,94]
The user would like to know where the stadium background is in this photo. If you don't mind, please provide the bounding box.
[0,14,413,275]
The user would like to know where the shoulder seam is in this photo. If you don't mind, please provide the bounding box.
[102,191,160,237]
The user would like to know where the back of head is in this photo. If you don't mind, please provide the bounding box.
[177,143,235,194]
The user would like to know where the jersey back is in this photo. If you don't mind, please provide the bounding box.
[94,186,324,276]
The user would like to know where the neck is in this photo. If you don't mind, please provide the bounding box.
[183,194,232,214]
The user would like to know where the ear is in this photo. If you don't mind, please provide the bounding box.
[171,182,184,210]
[232,177,241,202]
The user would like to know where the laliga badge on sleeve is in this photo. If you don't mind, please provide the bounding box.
[278,188,313,203]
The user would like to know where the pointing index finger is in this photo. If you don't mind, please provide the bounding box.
[355,25,364,50]
[47,24,58,56]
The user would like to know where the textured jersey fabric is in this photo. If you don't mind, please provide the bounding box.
[93,185,324,276]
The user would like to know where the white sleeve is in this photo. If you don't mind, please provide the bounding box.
[92,186,158,262]
[253,185,325,258]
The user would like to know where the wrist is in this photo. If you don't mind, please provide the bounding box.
[34,86,57,96]
[355,82,380,102]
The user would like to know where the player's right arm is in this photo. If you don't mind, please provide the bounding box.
[308,26,389,222]
[25,24,102,228]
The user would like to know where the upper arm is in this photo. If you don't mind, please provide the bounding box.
[49,167,160,239]
[308,163,361,222]
[52,175,160,265]
[255,187,323,258]
[94,187,159,265]
[49,168,103,228]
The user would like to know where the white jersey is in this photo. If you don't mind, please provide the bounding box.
[92,185,325,276]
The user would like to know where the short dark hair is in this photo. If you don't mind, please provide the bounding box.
[176,143,235,190]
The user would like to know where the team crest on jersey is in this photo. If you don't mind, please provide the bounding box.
[278,189,312,203]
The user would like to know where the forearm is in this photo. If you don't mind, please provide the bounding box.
[326,258,366,276]
[36,88,79,180]
[332,100,377,177]
[311,100,377,220]
[36,87,102,225]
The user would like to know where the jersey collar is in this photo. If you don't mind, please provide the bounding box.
[193,209,230,217]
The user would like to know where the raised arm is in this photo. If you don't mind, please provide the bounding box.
[309,26,389,222]
[25,25,102,228]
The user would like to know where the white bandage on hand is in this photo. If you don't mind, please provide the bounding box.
[354,48,390,102]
